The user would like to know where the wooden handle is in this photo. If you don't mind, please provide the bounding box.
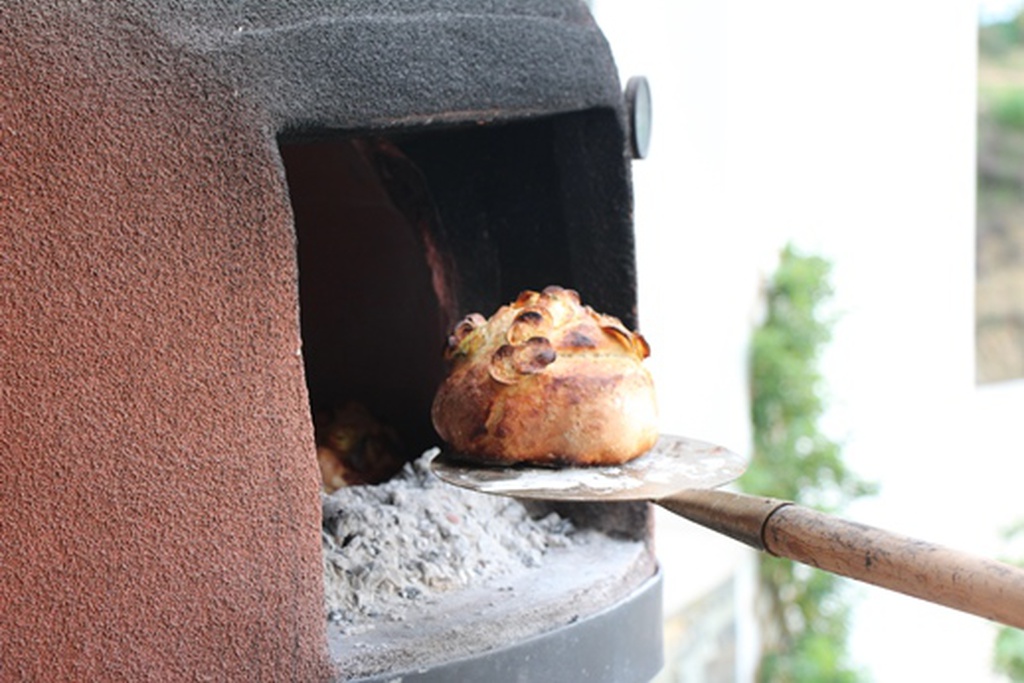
[657,489,1024,629]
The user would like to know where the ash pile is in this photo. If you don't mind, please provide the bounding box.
[320,450,581,632]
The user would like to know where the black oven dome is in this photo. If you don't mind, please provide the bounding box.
[143,0,627,134]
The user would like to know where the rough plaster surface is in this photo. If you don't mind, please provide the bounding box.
[1,5,331,680]
[144,0,621,134]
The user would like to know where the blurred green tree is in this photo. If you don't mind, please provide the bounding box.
[744,244,876,683]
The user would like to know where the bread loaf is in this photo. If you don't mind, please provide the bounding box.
[431,286,658,466]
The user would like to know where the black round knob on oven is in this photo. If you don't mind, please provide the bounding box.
[625,76,652,160]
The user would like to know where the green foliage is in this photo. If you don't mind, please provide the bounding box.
[744,244,875,682]
[979,8,1024,57]
[994,627,1024,681]
[993,90,1024,131]
[993,522,1024,680]
[980,19,1021,57]
[979,7,1024,131]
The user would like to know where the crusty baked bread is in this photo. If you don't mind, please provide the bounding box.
[431,286,658,466]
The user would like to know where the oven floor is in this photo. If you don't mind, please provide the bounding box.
[328,535,660,682]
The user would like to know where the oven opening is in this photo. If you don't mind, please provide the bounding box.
[278,117,584,488]
[279,137,453,488]
[278,123,658,681]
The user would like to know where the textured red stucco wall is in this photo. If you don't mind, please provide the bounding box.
[1,6,333,681]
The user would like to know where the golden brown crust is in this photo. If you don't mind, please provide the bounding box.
[431,286,658,466]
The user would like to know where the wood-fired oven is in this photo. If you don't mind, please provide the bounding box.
[1,1,661,680]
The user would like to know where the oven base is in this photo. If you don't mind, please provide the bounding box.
[330,542,662,682]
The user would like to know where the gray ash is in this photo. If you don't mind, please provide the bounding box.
[321,450,577,630]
